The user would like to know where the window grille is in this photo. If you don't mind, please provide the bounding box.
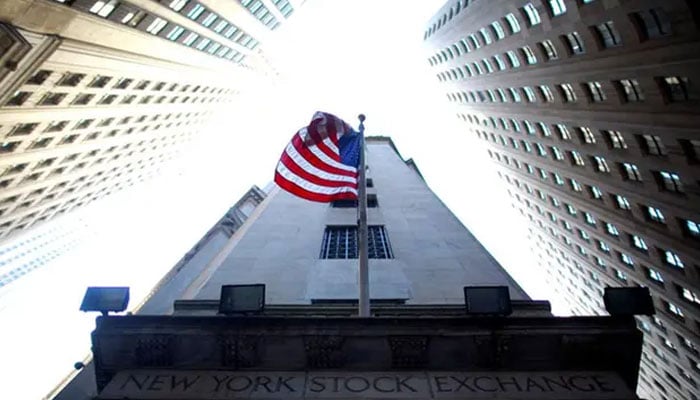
[320,226,393,259]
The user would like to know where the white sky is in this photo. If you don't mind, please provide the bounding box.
[0,1,559,399]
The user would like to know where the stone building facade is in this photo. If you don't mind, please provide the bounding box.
[79,136,643,400]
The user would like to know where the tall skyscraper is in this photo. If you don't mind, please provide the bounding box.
[0,211,90,290]
[423,1,699,399]
[0,0,300,243]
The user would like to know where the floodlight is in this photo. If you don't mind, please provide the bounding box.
[463,286,512,316]
[603,287,655,316]
[80,286,130,316]
[218,284,265,315]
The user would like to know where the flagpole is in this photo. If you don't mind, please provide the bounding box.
[357,114,370,318]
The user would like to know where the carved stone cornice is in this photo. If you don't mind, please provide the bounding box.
[304,335,345,368]
[388,336,429,368]
[219,335,260,368]
[90,314,643,392]
[135,334,174,367]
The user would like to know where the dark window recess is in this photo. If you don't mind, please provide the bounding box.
[594,21,622,48]
[563,32,585,55]
[660,76,690,102]
[366,178,374,187]
[72,93,94,105]
[631,8,671,40]
[6,91,32,106]
[108,4,146,27]
[638,134,666,155]
[135,80,151,90]
[26,70,51,85]
[320,225,393,259]
[30,138,52,149]
[331,195,378,208]
[679,139,700,164]
[10,122,38,136]
[57,73,86,87]
[75,119,94,129]
[114,78,133,89]
[89,75,112,88]
[99,94,118,105]
[39,92,67,106]
[0,141,20,153]
[45,120,69,133]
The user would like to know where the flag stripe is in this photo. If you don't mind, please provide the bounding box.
[290,134,356,176]
[275,164,358,198]
[283,139,357,182]
[279,154,358,189]
[276,163,358,195]
[300,127,341,163]
[306,137,357,174]
[275,172,358,202]
[311,134,340,163]
[274,112,360,202]
[322,136,339,155]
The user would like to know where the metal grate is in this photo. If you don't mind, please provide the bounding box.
[330,195,378,208]
[320,226,393,259]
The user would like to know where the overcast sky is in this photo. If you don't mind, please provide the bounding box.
[0,1,557,399]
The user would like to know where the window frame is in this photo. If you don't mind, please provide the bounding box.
[594,21,622,48]
[319,225,393,259]
[560,83,577,102]
[617,79,645,102]
[564,32,585,55]
[586,81,606,102]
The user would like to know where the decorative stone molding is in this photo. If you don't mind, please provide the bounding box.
[389,336,429,368]
[135,335,174,367]
[219,335,260,368]
[304,335,345,368]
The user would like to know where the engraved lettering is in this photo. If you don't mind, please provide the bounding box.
[434,376,451,392]
[525,377,547,392]
[147,375,166,391]
[396,376,418,392]
[170,375,199,391]
[592,375,615,392]
[330,376,342,392]
[345,377,370,393]
[276,376,296,392]
[212,375,229,392]
[495,376,522,392]
[120,374,149,390]
[568,376,595,392]
[450,376,476,392]
[473,376,497,392]
[373,376,395,393]
[253,376,273,392]
[226,376,252,392]
[309,377,326,393]
[108,371,623,397]
[542,376,571,391]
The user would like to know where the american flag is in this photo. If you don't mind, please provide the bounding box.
[274,112,361,202]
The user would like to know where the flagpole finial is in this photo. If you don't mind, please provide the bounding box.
[358,114,366,134]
